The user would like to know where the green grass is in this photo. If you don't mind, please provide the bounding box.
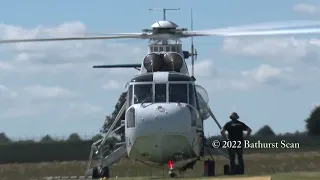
[1,151,320,180]
[270,172,320,180]
[106,172,320,180]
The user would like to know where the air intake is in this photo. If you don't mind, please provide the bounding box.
[163,52,183,72]
[143,53,163,72]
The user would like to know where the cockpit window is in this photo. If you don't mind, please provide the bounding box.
[188,84,196,107]
[134,84,152,104]
[128,85,133,106]
[169,83,188,103]
[155,84,166,103]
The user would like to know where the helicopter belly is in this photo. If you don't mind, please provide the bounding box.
[128,133,197,164]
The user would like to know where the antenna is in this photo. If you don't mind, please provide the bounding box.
[191,8,194,77]
[149,8,180,20]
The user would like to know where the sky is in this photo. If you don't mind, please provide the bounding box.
[1,0,320,140]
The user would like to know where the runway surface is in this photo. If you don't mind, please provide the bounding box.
[38,175,272,180]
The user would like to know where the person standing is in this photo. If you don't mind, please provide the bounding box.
[220,112,252,175]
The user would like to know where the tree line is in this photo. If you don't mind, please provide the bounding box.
[0,125,309,145]
[0,132,120,145]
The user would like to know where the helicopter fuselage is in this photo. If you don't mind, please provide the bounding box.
[124,72,204,168]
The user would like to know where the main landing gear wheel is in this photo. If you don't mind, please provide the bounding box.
[91,166,110,179]
[100,166,110,178]
[169,171,177,178]
[92,167,100,179]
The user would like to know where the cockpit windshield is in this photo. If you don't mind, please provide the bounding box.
[133,84,152,104]
[155,84,166,102]
[169,83,188,103]
[128,82,195,106]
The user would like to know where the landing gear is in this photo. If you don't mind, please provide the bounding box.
[100,167,110,178]
[169,171,177,178]
[86,103,127,179]
[91,166,110,179]
[91,167,100,179]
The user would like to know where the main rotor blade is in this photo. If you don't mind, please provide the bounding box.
[184,20,320,37]
[205,20,320,32]
[187,28,320,37]
[0,33,147,44]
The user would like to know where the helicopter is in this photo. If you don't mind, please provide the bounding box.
[2,8,320,179]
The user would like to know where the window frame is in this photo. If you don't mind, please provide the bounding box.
[155,83,167,103]
[131,82,153,104]
[127,81,197,106]
[168,82,189,104]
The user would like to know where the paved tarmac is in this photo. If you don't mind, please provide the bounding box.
[35,175,271,180]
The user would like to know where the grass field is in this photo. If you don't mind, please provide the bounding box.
[107,172,320,180]
[1,151,320,180]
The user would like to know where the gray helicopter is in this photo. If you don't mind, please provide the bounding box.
[2,8,320,179]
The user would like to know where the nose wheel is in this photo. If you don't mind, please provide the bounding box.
[169,170,177,178]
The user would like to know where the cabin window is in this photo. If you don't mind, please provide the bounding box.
[169,83,188,103]
[154,47,158,52]
[171,46,176,52]
[126,108,135,128]
[134,84,152,104]
[128,85,133,106]
[166,46,170,52]
[188,84,196,107]
[155,84,166,103]
[159,46,164,51]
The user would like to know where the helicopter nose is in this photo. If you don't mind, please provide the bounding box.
[126,103,197,162]
[135,103,192,136]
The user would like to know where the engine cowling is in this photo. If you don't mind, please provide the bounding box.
[195,85,210,120]
[163,52,183,72]
[143,53,163,72]
[143,52,184,72]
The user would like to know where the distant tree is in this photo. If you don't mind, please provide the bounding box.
[67,133,82,142]
[0,132,11,144]
[40,135,55,143]
[306,106,320,135]
[102,92,126,141]
[283,132,294,136]
[293,130,307,136]
[255,125,276,136]
[91,134,103,141]
[299,131,308,136]
[17,140,35,144]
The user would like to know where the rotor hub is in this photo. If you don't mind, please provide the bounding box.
[151,21,178,29]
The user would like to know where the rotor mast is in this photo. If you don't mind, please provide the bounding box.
[148,8,181,46]
[149,8,180,20]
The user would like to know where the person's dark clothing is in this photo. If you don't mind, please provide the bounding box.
[223,120,250,175]
[223,120,249,141]
[228,148,244,175]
